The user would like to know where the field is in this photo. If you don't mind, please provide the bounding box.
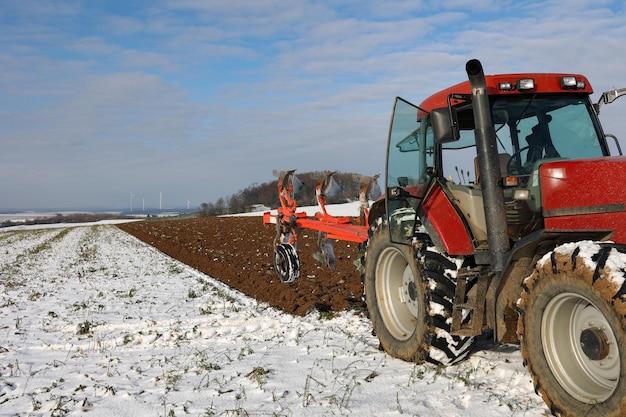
[117,216,366,317]
[0,216,549,416]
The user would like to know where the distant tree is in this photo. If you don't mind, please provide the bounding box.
[199,203,210,217]
[228,193,243,214]
[214,197,225,215]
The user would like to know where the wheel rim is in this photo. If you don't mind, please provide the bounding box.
[541,292,620,402]
[375,247,418,341]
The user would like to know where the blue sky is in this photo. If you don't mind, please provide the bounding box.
[1,0,626,210]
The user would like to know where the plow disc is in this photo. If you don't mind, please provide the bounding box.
[273,243,300,283]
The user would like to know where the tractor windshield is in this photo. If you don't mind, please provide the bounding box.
[491,95,606,166]
[443,94,607,181]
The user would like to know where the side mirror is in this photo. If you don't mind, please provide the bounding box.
[596,87,626,114]
[431,107,460,143]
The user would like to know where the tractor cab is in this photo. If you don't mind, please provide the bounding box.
[385,74,620,257]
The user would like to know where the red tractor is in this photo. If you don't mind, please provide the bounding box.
[266,59,626,416]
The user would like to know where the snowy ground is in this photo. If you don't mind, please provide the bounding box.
[0,209,549,416]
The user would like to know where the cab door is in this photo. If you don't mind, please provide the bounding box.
[385,97,434,244]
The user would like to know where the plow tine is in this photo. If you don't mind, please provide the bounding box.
[273,169,296,178]
[354,174,381,199]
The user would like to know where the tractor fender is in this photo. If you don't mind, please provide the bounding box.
[417,182,474,256]
[492,228,613,342]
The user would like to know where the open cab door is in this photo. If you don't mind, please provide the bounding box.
[385,97,434,244]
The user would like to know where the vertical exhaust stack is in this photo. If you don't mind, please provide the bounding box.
[466,59,510,275]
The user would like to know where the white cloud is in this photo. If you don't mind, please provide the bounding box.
[103,14,145,35]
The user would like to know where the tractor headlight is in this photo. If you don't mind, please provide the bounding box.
[560,76,586,90]
[517,79,535,90]
[514,189,530,200]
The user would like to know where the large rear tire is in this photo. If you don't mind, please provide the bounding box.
[364,218,474,365]
[518,242,626,417]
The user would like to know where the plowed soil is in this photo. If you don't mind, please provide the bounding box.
[117,216,366,316]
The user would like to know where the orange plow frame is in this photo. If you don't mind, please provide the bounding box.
[263,170,377,282]
[263,210,368,243]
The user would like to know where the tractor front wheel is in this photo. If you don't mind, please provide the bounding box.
[518,242,626,417]
[364,218,474,365]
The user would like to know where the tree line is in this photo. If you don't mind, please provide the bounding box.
[199,171,373,216]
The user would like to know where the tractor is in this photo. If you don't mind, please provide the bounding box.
[265,59,626,416]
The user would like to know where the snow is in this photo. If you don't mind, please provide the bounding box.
[0,204,549,416]
[537,240,626,288]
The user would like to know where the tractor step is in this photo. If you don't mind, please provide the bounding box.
[451,269,490,337]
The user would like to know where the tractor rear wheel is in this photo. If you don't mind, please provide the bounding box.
[518,242,626,417]
[364,218,474,365]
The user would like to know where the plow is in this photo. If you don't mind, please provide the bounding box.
[263,170,379,282]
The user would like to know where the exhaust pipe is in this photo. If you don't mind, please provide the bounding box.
[466,59,510,275]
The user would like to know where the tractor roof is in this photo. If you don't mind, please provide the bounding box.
[417,73,593,118]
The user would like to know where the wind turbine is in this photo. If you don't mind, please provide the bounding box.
[130,192,135,212]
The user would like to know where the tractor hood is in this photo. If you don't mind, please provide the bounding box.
[532,156,626,243]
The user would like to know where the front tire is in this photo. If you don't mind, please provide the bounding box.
[364,219,474,365]
[518,242,626,417]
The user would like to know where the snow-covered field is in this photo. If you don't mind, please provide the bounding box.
[0,217,549,416]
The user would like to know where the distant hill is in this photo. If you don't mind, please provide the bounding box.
[201,171,379,216]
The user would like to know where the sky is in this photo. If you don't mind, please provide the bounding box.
[1,0,626,211]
